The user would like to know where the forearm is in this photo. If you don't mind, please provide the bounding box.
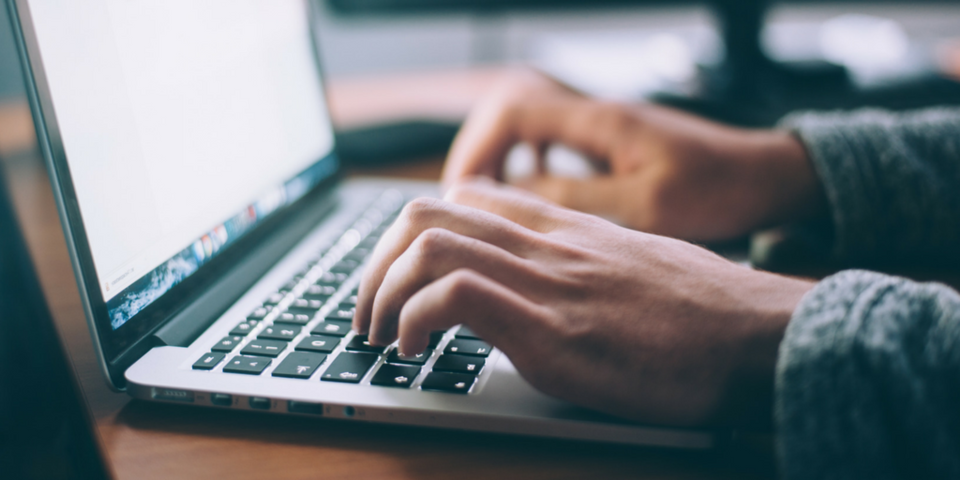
[779,108,960,265]
[776,270,960,479]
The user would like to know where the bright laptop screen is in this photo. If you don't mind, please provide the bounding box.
[27,0,337,330]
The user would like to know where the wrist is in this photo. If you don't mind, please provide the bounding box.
[750,130,829,228]
[722,271,816,429]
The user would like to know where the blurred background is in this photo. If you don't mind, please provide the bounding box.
[3,1,960,161]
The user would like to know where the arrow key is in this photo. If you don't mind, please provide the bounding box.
[420,372,476,394]
[272,352,327,379]
[371,364,420,388]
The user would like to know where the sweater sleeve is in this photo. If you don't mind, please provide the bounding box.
[776,270,960,479]
[778,108,960,265]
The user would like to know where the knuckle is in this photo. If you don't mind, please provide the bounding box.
[400,197,443,226]
[444,182,477,205]
[412,228,454,261]
[443,269,482,306]
[596,102,634,136]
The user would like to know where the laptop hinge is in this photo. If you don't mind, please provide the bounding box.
[151,191,340,348]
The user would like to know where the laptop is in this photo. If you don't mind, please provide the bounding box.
[0,161,112,480]
[8,0,713,448]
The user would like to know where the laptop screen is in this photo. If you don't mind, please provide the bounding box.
[25,0,337,331]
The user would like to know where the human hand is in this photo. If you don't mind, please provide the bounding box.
[354,180,815,427]
[442,70,826,242]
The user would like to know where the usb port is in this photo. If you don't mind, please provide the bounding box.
[248,397,271,410]
[287,400,324,415]
[153,388,194,403]
[210,393,232,407]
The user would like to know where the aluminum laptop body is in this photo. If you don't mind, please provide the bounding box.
[9,0,714,448]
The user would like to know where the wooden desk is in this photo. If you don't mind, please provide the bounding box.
[0,71,774,480]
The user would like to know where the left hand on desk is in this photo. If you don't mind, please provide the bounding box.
[441,69,825,242]
[354,179,814,427]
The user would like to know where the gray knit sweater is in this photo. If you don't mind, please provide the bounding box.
[776,109,960,479]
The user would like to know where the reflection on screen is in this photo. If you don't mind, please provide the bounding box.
[27,0,336,329]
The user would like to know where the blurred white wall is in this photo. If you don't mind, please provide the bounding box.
[311,1,960,78]
[311,3,711,77]
[2,1,959,101]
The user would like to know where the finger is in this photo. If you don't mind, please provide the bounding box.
[396,268,551,361]
[354,197,539,335]
[519,175,628,219]
[444,178,581,232]
[441,95,622,189]
[368,228,535,345]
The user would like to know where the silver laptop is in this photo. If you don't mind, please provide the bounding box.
[9,0,713,448]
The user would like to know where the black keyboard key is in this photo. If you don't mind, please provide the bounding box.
[330,259,360,274]
[295,335,341,353]
[427,331,446,349]
[345,335,388,354]
[337,303,357,313]
[241,339,287,357]
[275,312,312,325]
[315,272,348,287]
[294,262,317,278]
[420,372,476,394]
[455,326,482,340]
[281,278,301,291]
[211,335,243,352]
[445,339,492,357]
[387,348,432,366]
[312,320,351,337]
[263,292,286,306]
[258,324,301,341]
[302,284,337,300]
[285,299,324,320]
[289,298,324,311]
[343,247,372,263]
[193,352,225,370]
[247,307,270,320]
[272,352,327,379]
[223,356,271,375]
[229,319,260,336]
[321,352,379,383]
[371,364,420,388]
[341,294,358,306]
[326,308,354,321]
[433,354,484,374]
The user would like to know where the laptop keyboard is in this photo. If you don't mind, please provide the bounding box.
[190,191,492,395]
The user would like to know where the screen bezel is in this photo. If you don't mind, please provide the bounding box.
[9,0,343,373]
